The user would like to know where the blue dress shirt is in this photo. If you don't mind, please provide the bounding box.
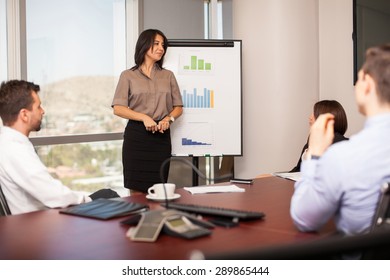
[291,113,390,235]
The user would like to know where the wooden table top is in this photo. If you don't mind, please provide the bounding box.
[0,176,335,259]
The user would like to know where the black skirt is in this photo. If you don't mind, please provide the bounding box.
[122,120,171,192]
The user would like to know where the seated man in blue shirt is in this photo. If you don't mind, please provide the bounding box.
[290,44,390,236]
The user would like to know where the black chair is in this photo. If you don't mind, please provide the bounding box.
[200,229,390,260]
[0,183,11,216]
[362,182,390,259]
[370,182,390,232]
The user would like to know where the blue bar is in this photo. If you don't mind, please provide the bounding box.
[181,137,212,146]
[206,89,210,108]
[203,88,207,108]
[193,88,197,108]
[183,90,187,107]
[182,138,191,145]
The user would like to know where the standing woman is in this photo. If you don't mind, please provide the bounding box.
[112,29,183,193]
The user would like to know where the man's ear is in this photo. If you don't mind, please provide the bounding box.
[19,108,29,123]
[364,73,376,97]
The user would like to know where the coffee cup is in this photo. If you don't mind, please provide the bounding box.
[148,183,176,199]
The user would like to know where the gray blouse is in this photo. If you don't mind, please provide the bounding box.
[112,64,183,120]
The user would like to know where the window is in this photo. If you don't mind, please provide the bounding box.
[35,140,126,195]
[204,0,232,39]
[26,0,126,136]
[25,0,127,194]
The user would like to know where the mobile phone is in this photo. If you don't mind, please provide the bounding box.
[230,178,253,184]
[209,217,239,228]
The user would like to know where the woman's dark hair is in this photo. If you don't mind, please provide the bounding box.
[313,100,348,135]
[132,29,168,70]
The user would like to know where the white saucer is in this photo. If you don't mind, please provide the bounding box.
[146,193,181,201]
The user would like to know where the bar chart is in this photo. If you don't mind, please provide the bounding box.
[183,55,212,71]
[182,88,214,108]
[171,121,214,154]
[181,137,212,146]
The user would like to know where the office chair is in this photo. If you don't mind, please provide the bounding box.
[362,182,390,259]
[0,183,11,216]
[200,229,390,260]
[370,182,390,232]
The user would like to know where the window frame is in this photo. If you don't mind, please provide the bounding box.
[0,0,8,81]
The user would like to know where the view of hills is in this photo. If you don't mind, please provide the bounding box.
[33,75,126,136]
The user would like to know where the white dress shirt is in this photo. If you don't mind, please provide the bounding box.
[291,113,390,235]
[0,126,91,215]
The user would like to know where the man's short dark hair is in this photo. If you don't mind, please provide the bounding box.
[0,80,40,125]
[362,44,390,103]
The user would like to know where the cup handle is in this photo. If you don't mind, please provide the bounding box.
[148,187,155,195]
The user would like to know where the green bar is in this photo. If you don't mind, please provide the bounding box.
[184,65,190,70]
[205,63,211,70]
[191,56,197,70]
[198,59,204,70]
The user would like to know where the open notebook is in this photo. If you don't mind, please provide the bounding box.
[59,198,149,220]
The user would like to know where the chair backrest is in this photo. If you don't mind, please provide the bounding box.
[0,183,11,216]
[371,182,390,232]
[200,229,390,260]
[362,182,390,259]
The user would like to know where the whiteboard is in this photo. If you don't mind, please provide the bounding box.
[164,40,242,157]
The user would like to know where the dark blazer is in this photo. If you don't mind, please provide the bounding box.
[289,132,348,173]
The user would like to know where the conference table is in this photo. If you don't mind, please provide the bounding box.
[0,176,335,260]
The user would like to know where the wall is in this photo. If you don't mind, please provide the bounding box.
[222,0,233,39]
[141,0,361,181]
[318,0,363,137]
[141,0,204,39]
[233,0,320,177]
[233,0,361,178]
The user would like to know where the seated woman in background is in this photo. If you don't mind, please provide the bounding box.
[290,100,348,172]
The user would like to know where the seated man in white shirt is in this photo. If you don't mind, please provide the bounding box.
[290,44,390,236]
[0,80,118,215]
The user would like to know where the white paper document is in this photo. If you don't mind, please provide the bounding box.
[184,184,245,194]
[272,172,301,182]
